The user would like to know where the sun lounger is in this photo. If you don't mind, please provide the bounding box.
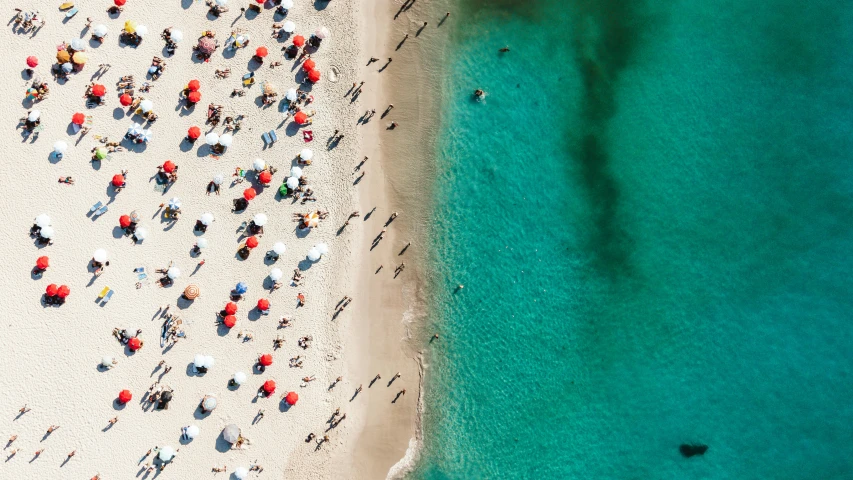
[98,286,110,299]
[95,205,108,216]
[102,290,114,303]
[90,201,103,212]
[261,132,271,145]
[268,130,278,143]
[65,7,79,18]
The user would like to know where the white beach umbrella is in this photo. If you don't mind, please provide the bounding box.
[307,247,321,262]
[170,29,183,43]
[167,267,181,280]
[141,129,153,143]
[253,158,266,171]
[135,25,149,37]
[203,355,215,369]
[196,237,209,249]
[283,21,296,33]
[186,425,200,439]
[300,148,313,160]
[205,132,219,146]
[93,24,108,38]
[40,226,54,239]
[158,446,174,462]
[134,227,148,240]
[70,38,86,51]
[285,88,297,101]
[290,166,303,178]
[253,213,268,226]
[101,356,114,367]
[222,424,240,443]
[93,249,108,263]
[281,0,294,8]
[167,197,181,210]
[213,174,224,185]
[215,0,228,5]
[53,141,67,154]
[219,133,233,147]
[35,214,51,228]
[28,110,40,122]
[233,372,247,385]
[139,99,153,113]
[202,395,217,411]
[316,243,329,255]
[273,242,287,255]
[199,213,214,226]
[286,177,299,190]
[315,26,330,39]
[193,354,205,368]
[269,268,283,281]
[128,122,142,136]
[234,467,249,480]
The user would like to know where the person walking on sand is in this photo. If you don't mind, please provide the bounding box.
[46,425,59,434]
[356,384,362,394]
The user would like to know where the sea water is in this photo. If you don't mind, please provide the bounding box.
[412,0,853,478]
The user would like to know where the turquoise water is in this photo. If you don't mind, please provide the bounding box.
[414,1,853,478]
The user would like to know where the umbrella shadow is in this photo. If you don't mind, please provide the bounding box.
[113,399,127,411]
[185,363,203,378]
[247,308,263,321]
[297,259,314,271]
[179,139,195,152]
[215,434,232,453]
[175,296,194,310]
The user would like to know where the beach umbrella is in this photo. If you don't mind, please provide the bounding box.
[36,256,50,270]
[234,467,249,480]
[187,91,201,103]
[120,93,133,106]
[35,214,51,228]
[61,62,74,73]
[139,99,153,113]
[26,56,38,68]
[303,212,319,228]
[253,213,268,226]
[93,24,108,38]
[281,0,294,8]
[233,372,246,385]
[111,174,125,187]
[307,69,321,83]
[72,51,88,64]
[135,25,149,37]
[56,50,71,63]
[257,298,270,310]
[234,282,248,294]
[101,356,114,367]
[193,354,205,368]
[215,0,228,5]
[187,79,200,92]
[259,354,273,366]
[223,315,236,328]
[186,126,201,140]
[205,132,219,146]
[70,38,86,52]
[307,247,321,262]
[167,197,181,210]
[290,166,303,178]
[50,141,66,156]
[115,0,127,5]
[26,87,38,99]
[278,184,288,196]
[203,356,215,368]
[186,425,200,439]
[269,268,283,281]
[219,133,233,147]
[158,446,174,462]
[162,160,176,173]
[212,173,224,185]
[118,389,132,403]
[285,88,297,101]
[128,123,143,136]
[57,285,70,298]
[28,111,41,122]
[258,171,272,184]
[202,395,217,411]
[263,82,277,96]
[183,284,200,300]
[167,267,181,280]
[253,158,266,170]
[283,21,296,33]
[293,35,305,47]
[222,424,241,443]
[285,391,298,405]
[315,27,330,39]
[95,147,107,160]
[119,215,132,228]
[128,337,142,351]
[225,302,238,315]
[243,188,257,201]
[300,148,313,160]
[134,227,148,240]
[196,237,209,249]
[273,242,287,255]
[294,111,308,124]
[262,380,276,394]
[199,213,214,225]
[40,226,55,239]
[246,236,259,249]
[46,284,58,296]
[170,29,183,43]
[72,113,85,125]
[141,129,153,143]
[317,243,329,255]
[91,84,106,97]
[197,37,217,54]
[302,59,316,71]
[255,46,268,58]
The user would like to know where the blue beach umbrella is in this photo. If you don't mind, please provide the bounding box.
[234,282,248,294]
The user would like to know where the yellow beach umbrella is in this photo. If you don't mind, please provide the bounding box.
[124,20,137,34]
[72,51,88,64]
[56,50,71,63]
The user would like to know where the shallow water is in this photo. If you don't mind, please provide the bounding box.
[413,0,853,478]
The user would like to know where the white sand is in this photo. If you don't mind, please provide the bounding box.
[0,0,420,478]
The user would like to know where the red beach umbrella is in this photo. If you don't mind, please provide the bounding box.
[187,91,201,103]
[119,93,133,106]
[26,56,38,68]
[293,35,305,47]
[112,174,125,187]
[187,79,200,92]
[36,256,50,270]
[225,302,238,315]
[57,285,71,298]
[128,337,142,351]
[256,298,269,310]
[246,237,259,249]
[284,391,298,405]
[114,0,126,6]
[46,284,58,296]
[302,59,315,71]
[259,354,273,366]
[294,111,308,124]
[223,315,237,328]
[72,112,85,125]
[243,188,257,201]
[92,84,106,97]
[187,126,201,139]
[119,215,132,228]
[307,69,321,83]
[255,46,268,58]
[256,0,266,4]
[262,380,276,394]
[258,171,272,184]
[118,389,132,403]
[162,160,176,173]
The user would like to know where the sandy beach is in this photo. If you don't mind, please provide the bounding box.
[0,0,428,478]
